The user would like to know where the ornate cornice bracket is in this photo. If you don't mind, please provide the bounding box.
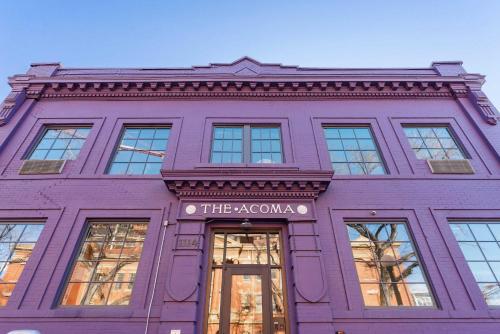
[468,89,499,125]
[0,86,27,126]
[161,168,333,199]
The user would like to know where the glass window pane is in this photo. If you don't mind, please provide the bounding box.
[470,224,495,241]
[468,262,496,282]
[332,163,349,175]
[225,234,267,265]
[324,127,385,176]
[324,128,340,139]
[459,242,485,261]
[339,128,355,138]
[0,223,43,303]
[108,163,128,175]
[144,163,162,175]
[407,284,434,306]
[360,283,386,306]
[108,127,169,175]
[403,126,464,160]
[45,150,64,160]
[207,268,223,334]
[450,224,474,241]
[127,163,145,175]
[250,126,282,164]
[479,283,500,306]
[345,151,363,162]
[269,234,281,265]
[107,281,132,305]
[347,222,434,307]
[61,222,147,306]
[348,163,365,175]
[451,221,500,305]
[28,127,90,161]
[478,242,500,261]
[61,283,88,306]
[490,225,500,240]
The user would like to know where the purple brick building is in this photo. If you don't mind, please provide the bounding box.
[0,57,499,334]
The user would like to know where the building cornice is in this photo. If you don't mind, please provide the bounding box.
[1,58,498,126]
[161,168,333,199]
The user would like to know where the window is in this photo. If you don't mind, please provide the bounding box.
[0,222,44,306]
[61,222,148,306]
[28,127,91,160]
[450,221,500,306]
[211,125,282,164]
[403,126,466,160]
[323,126,385,175]
[108,127,170,175]
[346,222,434,307]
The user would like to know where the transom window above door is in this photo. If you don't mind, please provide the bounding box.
[210,125,283,164]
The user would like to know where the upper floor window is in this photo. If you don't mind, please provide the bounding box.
[323,126,386,175]
[450,221,500,306]
[0,222,44,306]
[403,126,466,160]
[347,222,435,307]
[28,127,91,160]
[61,221,148,306]
[108,127,170,175]
[211,125,282,164]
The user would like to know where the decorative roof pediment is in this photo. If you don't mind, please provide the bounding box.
[161,167,333,199]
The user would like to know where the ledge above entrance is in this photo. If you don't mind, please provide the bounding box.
[161,167,333,199]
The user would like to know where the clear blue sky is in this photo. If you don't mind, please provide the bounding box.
[1,1,499,106]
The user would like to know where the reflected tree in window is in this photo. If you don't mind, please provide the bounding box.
[61,222,147,306]
[347,222,434,307]
[0,223,44,306]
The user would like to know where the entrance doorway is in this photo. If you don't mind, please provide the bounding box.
[205,231,287,334]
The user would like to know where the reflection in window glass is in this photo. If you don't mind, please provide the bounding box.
[347,222,435,307]
[211,125,283,164]
[225,234,268,265]
[29,127,90,161]
[403,126,466,160]
[208,232,286,333]
[108,127,170,175]
[61,222,147,306]
[251,127,282,164]
[211,126,243,163]
[323,126,386,175]
[450,221,500,306]
[0,223,44,306]
[230,275,263,334]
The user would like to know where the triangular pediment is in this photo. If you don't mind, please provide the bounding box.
[192,56,300,76]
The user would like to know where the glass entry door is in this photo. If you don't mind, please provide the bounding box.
[206,232,287,334]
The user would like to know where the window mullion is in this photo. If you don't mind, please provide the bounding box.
[243,125,251,163]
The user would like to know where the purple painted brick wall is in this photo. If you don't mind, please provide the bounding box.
[0,58,499,334]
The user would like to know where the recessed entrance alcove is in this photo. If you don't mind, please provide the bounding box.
[161,167,333,334]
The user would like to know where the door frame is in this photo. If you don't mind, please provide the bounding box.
[220,265,271,334]
[202,226,290,334]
